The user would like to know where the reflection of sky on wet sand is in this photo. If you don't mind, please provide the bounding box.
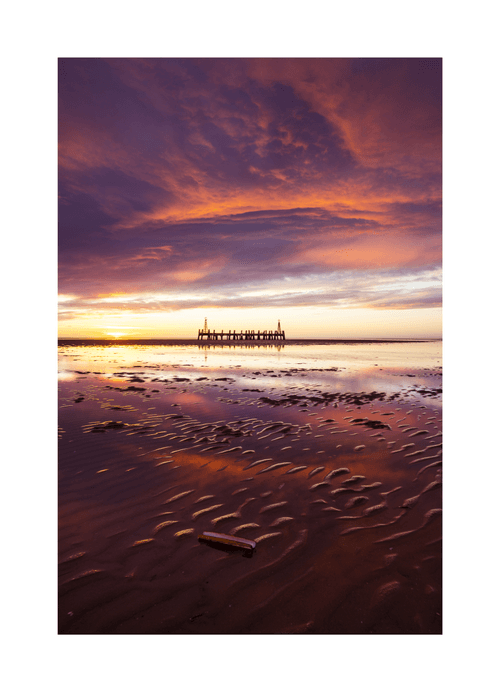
[59,340,441,384]
[59,340,441,633]
[59,341,442,511]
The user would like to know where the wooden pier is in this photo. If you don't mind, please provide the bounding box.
[197,318,285,342]
[198,329,285,341]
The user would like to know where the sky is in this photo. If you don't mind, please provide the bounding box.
[58,57,442,339]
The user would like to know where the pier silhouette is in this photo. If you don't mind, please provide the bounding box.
[197,318,285,342]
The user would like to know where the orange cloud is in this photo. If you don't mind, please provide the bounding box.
[298,232,441,270]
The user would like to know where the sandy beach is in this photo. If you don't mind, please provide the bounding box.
[58,340,442,634]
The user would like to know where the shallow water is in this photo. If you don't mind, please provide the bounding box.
[58,340,442,634]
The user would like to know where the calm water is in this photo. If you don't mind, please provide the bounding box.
[58,340,442,634]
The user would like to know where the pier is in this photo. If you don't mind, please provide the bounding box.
[197,318,285,341]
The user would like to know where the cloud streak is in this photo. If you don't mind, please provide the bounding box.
[58,267,442,317]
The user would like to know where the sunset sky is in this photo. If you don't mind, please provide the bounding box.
[58,58,442,339]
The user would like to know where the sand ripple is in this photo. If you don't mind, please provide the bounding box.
[164,490,195,504]
[192,504,224,520]
[255,532,283,544]
[259,501,288,514]
[256,462,292,475]
[153,520,179,534]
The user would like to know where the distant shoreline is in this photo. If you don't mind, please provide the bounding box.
[58,338,440,346]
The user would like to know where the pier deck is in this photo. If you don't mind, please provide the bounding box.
[197,329,285,341]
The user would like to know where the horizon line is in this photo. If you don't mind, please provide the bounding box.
[58,336,442,342]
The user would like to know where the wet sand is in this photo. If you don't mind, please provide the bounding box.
[58,341,442,634]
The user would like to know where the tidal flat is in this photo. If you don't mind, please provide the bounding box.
[58,340,442,634]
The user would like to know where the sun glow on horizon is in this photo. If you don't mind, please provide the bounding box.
[57,303,442,341]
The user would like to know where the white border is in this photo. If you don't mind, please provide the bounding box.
[5,2,498,690]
